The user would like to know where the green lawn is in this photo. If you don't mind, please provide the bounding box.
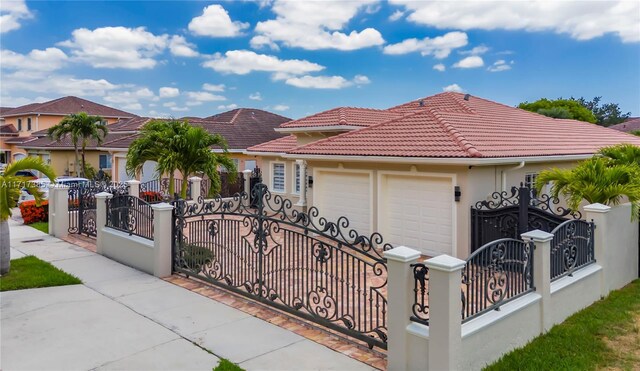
[485,279,640,370]
[28,221,49,234]
[0,256,82,291]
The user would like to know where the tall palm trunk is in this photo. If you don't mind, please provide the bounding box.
[181,177,189,199]
[73,144,80,176]
[168,173,175,198]
[81,142,87,178]
[0,220,10,275]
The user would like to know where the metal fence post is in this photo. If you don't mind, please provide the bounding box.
[383,246,422,371]
[522,229,553,331]
[425,254,466,371]
[95,192,113,255]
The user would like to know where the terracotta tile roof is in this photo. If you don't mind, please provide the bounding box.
[279,107,405,129]
[1,96,136,118]
[0,107,15,116]
[0,124,18,136]
[609,117,640,133]
[107,117,152,132]
[4,136,38,145]
[204,108,291,126]
[19,132,137,150]
[288,92,640,158]
[247,135,298,153]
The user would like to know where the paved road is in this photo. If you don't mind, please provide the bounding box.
[1,219,373,371]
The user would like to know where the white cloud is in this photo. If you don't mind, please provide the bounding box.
[186,101,203,107]
[159,87,180,98]
[202,83,225,92]
[170,106,189,112]
[0,95,50,107]
[487,59,512,72]
[453,56,484,68]
[217,103,239,110]
[0,0,32,33]
[188,4,249,37]
[249,92,263,101]
[383,31,468,58]
[353,75,371,85]
[285,75,351,89]
[460,45,489,55]
[169,35,199,57]
[58,26,168,69]
[163,102,176,108]
[442,83,464,93]
[251,0,384,51]
[104,88,156,111]
[186,91,226,101]
[0,48,68,71]
[249,35,281,51]
[121,102,143,111]
[272,104,289,112]
[433,63,446,72]
[391,0,640,43]
[389,10,405,22]
[203,50,324,76]
[2,71,120,96]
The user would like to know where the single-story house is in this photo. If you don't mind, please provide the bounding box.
[246,92,640,258]
[610,117,640,133]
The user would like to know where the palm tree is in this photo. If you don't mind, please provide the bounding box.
[1,157,56,275]
[598,143,640,167]
[48,112,107,177]
[536,157,640,218]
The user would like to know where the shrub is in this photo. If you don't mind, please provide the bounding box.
[140,191,164,203]
[19,200,49,224]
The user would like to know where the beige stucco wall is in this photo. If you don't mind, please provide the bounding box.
[40,150,110,177]
[3,115,120,137]
[258,155,584,258]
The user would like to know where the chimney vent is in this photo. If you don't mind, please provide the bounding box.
[463,94,471,101]
[418,100,425,107]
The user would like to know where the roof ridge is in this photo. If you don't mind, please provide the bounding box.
[427,107,482,158]
[338,107,347,125]
[445,92,476,114]
[229,108,243,124]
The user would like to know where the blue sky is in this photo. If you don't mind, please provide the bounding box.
[1,0,639,119]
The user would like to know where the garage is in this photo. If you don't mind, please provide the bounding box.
[378,173,455,257]
[313,170,372,235]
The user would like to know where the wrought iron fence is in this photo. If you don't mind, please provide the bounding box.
[106,195,154,240]
[199,172,245,199]
[410,263,430,325]
[172,183,391,349]
[68,181,129,237]
[461,238,534,322]
[140,178,190,201]
[550,219,595,282]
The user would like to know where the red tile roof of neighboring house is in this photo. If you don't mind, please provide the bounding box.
[279,107,405,129]
[204,108,291,125]
[107,117,153,132]
[0,107,15,116]
[1,96,136,118]
[247,135,298,153]
[19,132,137,150]
[0,124,18,136]
[283,92,640,158]
[609,117,640,133]
[4,136,38,145]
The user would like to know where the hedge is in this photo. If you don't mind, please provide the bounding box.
[19,200,49,224]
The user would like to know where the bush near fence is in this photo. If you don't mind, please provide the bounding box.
[19,200,49,224]
[140,191,164,203]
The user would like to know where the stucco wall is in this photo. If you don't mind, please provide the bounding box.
[599,203,639,291]
[101,227,155,275]
[43,150,110,177]
[549,264,602,326]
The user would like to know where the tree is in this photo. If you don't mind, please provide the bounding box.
[127,120,237,199]
[0,157,56,274]
[518,98,597,123]
[536,157,640,218]
[598,144,640,168]
[48,112,107,177]
[574,96,631,127]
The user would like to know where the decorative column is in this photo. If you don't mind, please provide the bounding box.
[243,170,252,207]
[126,179,140,198]
[295,159,307,209]
[383,246,422,371]
[584,203,611,296]
[95,192,113,255]
[151,202,174,277]
[189,176,201,200]
[522,229,554,331]
[50,184,70,238]
[425,254,466,371]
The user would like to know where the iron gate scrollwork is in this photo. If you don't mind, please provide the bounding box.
[172,183,392,349]
[471,185,582,252]
[68,181,129,237]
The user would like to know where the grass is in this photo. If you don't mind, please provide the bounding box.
[485,279,640,370]
[0,256,82,291]
[28,221,49,234]
[213,358,244,371]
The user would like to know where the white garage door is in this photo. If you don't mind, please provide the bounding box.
[314,171,371,235]
[380,174,454,256]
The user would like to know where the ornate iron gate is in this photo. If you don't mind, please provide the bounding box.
[172,183,392,349]
[471,185,582,252]
[68,182,129,237]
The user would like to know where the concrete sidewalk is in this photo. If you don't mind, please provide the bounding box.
[1,219,373,371]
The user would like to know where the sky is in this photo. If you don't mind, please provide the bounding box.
[1,0,639,120]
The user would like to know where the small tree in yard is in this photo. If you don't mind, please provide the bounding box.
[0,157,55,275]
[48,112,107,177]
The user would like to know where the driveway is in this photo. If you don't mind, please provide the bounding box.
[1,220,374,371]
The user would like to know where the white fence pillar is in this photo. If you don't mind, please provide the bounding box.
[243,170,252,206]
[384,246,422,371]
[95,192,113,255]
[522,229,554,331]
[126,180,140,198]
[189,176,201,200]
[584,203,611,297]
[151,202,174,277]
[295,159,308,209]
[425,254,466,371]
[49,185,69,238]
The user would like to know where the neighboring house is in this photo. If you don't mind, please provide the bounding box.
[93,108,290,182]
[1,96,134,168]
[246,92,640,258]
[610,117,640,133]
